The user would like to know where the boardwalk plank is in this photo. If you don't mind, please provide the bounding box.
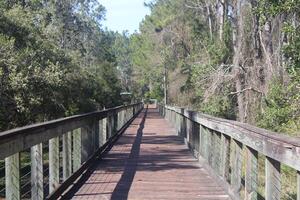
[68,108,230,200]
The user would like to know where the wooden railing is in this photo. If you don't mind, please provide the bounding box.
[0,103,143,200]
[159,104,300,200]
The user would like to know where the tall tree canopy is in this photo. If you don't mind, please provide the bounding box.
[116,0,300,136]
[0,0,122,131]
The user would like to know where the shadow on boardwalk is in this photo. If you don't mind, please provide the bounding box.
[64,108,230,200]
[110,108,148,200]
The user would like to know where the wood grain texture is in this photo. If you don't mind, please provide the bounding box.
[165,105,300,171]
[68,108,230,200]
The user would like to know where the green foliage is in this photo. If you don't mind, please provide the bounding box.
[0,0,122,131]
[257,80,300,134]
[255,0,300,135]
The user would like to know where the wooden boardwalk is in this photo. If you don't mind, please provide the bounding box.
[66,107,230,200]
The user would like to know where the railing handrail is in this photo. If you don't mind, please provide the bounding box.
[165,105,300,146]
[164,104,300,171]
[160,104,300,200]
[0,102,142,159]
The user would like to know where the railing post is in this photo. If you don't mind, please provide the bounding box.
[72,129,81,171]
[63,132,72,180]
[31,143,44,200]
[81,122,94,163]
[49,137,60,193]
[212,131,221,174]
[113,111,118,135]
[265,157,281,200]
[94,119,100,151]
[297,171,300,200]
[220,134,230,181]
[5,153,20,200]
[100,118,107,146]
[180,109,186,137]
[200,125,210,161]
[107,114,113,138]
[245,146,258,200]
[231,139,243,194]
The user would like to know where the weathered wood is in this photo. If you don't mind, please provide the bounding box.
[49,137,60,193]
[201,125,210,161]
[212,131,221,174]
[47,103,143,200]
[265,157,281,200]
[5,153,20,200]
[107,114,113,139]
[231,139,243,194]
[93,119,99,152]
[81,123,94,163]
[165,105,300,171]
[31,143,44,200]
[72,129,81,172]
[245,146,258,200]
[101,118,107,146]
[192,121,200,158]
[0,103,142,160]
[199,125,204,156]
[113,112,118,135]
[63,132,72,180]
[220,134,230,180]
[297,171,300,200]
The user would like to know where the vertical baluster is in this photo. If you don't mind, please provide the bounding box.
[207,128,212,166]
[102,118,107,145]
[265,157,281,200]
[121,110,125,127]
[214,131,221,174]
[81,123,93,163]
[49,137,59,193]
[199,124,203,156]
[117,111,120,130]
[5,153,20,200]
[31,143,43,200]
[220,134,230,181]
[63,132,72,180]
[94,119,100,152]
[99,119,103,147]
[245,146,258,200]
[231,139,243,194]
[113,111,118,135]
[190,118,199,158]
[73,129,81,171]
[200,125,209,161]
[108,114,114,137]
[297,171,300,200]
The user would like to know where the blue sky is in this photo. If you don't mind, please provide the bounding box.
[99,0,151,33]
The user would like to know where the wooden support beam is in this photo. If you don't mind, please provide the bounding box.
[245,146,258,200]
[5,153,20,200]
[63,132,72,180]
[220,134,230,181]
[31,143,43,200]
[93,119,99,152]
[297,171,300,200]
[231,139,243,194]
[265,157,281,200]
[49,137,60,193]
[107,115,113,139]
[207,128,212,166]
[72,129,81,172]
[81,123,94,163]
[212,131,221,175]
[100,118,107,146]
